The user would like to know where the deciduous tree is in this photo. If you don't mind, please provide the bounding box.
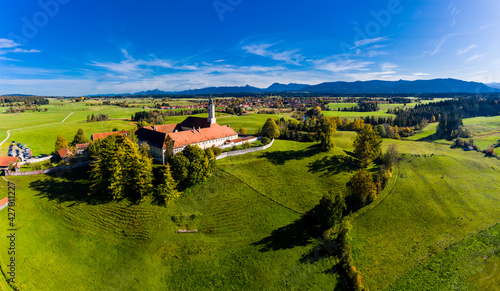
[261,117,280,139]
[54,134,69,153]
[310,191,346,230]
[316,117,337,151]
[169,145,213,189]
[348,169,378,209]
[353,124,382,165]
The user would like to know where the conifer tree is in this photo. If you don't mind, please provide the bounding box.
[154,164,179,204]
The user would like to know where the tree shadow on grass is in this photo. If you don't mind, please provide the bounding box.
[252,204,326,252]
[260,144,321,165]
[308,155,363,176]
[30,167,112,206]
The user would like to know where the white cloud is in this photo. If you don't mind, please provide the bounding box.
[0,38,41,57]
[0,39,19,49]
[381,62,398,71]
[465,54,485,62]
[353,37,388,48]
[314,59,374,72]
[10,48,41,53]
[368,71,396,76]
[414,73,430,76]
[424,34,456,56]
[457,44,477,55]
[242,43,303,65]
[480,22,500,30]
[90,50,177,75]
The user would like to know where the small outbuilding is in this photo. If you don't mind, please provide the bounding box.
[76,143,89,155]
[58,148,74,160]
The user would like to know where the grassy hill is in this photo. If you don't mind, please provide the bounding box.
[0,140,351,290]
[351,140,500,290]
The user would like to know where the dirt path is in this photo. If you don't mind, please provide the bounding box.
[0,130,10,147]
[61,112,73,123]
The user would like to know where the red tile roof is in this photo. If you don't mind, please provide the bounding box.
[91,130,129,141]
[153,124,178,133]
[0,157,19,167]
[169,124,237,149]
[0,197,8,206]
[58,148,73,158]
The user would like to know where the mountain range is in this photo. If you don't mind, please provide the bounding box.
[126,79,499,96]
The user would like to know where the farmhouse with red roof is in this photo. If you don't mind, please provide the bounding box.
[0,156,19,170]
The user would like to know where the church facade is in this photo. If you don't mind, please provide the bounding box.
[135,99,238,163]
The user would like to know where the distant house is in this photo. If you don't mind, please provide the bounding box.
[91,130,129,141]
[0,156,19,170]
[463,146,475,151]
[136,98,238,163]
[0,197,9,211]
[76,143,89,155]
[58,148,73,160]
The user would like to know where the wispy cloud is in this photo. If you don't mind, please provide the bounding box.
[457,44,477,55]
[424,34,456,56]
[465,54,486,62]
[90,49,176,75]
[0,39,19,49]
[381,62,398,71]
[0,38,41,57]
[414,72,430,76]
[353,36,388,48]
[480,22,500,30]
[10,48,41,53]
[314,58,373,72]
[242,43,303,65]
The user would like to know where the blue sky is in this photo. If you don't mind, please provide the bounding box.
[0,0,499,95]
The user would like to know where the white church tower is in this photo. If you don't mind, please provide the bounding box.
[208,96,216,124]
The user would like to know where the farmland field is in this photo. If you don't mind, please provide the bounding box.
[1,98,500,290]
[0,99,290,156]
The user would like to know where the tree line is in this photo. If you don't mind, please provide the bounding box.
[86,133,221,204]
[389,97,500,127]
[0,96,49,105]
[132,109,207,125]
[87,113,109,122]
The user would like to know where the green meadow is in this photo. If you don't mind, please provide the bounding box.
[351,140,500,290]
[322,110,396,120]
[1,100,500,290]
[0,99,290,156]
[0,140,347,290]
